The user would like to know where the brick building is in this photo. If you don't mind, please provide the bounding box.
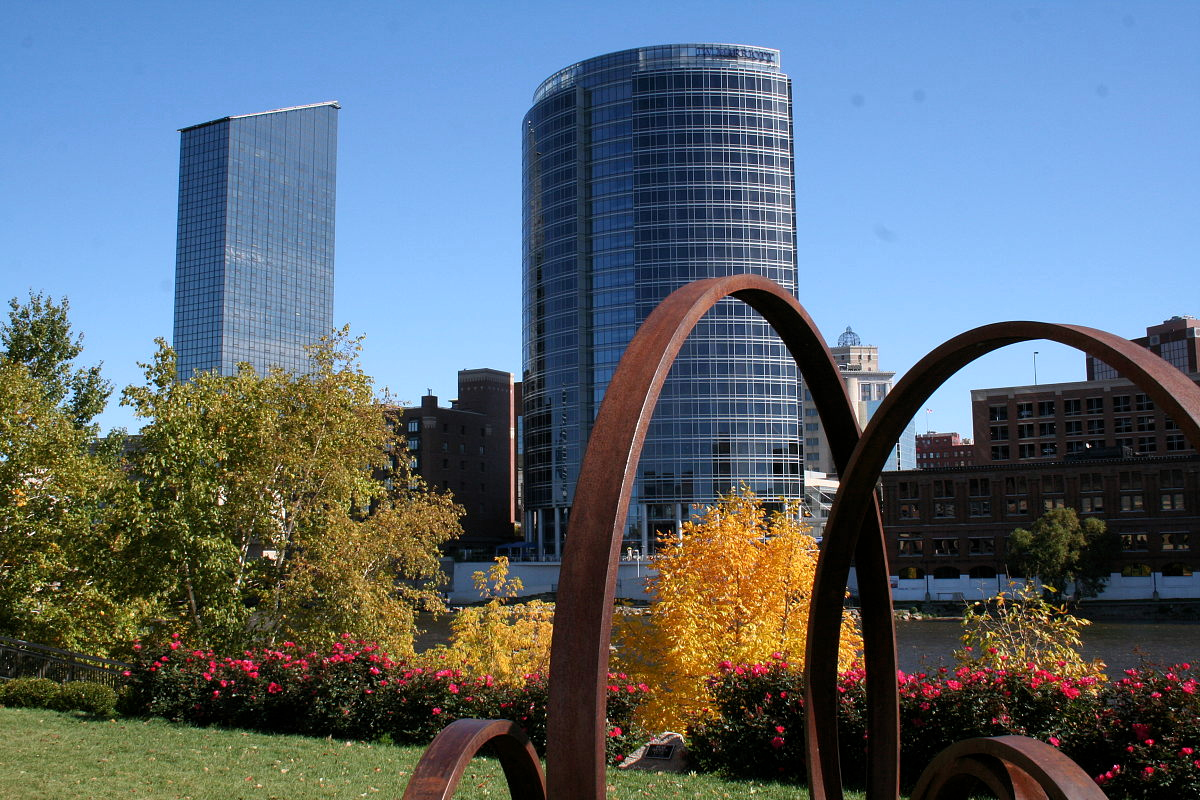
[1087,315,1199,379]
[916,431,976,469]
[972,317,1200,466]
[880,454,1200,600]
[394,369,520,555]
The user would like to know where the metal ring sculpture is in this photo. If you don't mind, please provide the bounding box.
[403,275,1200,800]
[401,719,546,800]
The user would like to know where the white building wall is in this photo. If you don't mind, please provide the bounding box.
[446,562,1200,606]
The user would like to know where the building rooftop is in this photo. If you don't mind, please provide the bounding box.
[179,101,340,132]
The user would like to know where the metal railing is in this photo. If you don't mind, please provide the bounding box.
[0,636,130,688]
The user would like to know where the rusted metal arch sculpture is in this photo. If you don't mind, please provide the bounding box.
[403,276,1200,800]
[542,274,895,800]
[401,719,546,800]
[808,319,1200,800]
[910,736,1110,800]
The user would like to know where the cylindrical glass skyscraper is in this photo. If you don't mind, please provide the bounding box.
[522,45,801,558]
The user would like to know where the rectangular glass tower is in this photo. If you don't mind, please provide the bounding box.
[173,101,339,381]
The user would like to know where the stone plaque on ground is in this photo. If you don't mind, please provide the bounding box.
[618,731,688,772]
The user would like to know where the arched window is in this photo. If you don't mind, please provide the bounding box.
[968,566,997,579]
[933,566,961,580]
[1162,562,1194,577]
[897,566,924,580]
[1121,563,1152,578]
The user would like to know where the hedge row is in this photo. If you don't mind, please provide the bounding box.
[0,676,118,717]
[687,657,1200,799]
[119,634,647,764]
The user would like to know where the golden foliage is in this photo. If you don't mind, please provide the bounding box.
[431,557,554,682]
[615,489,862,730]
[957,580,1106,682]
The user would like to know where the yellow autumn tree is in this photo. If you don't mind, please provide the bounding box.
[614,489,862,730]
[434,557,554,682]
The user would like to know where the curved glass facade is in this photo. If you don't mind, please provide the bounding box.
[522,45,801,558]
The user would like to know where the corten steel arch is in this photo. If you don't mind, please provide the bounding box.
[807,320,1200,800]
[405,274,895,800]
[403,277,1200,800]
[542,275,895,800]
[401,720,547,800]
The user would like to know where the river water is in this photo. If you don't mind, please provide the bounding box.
[895,619,1200,675]
[419,614,1200,677]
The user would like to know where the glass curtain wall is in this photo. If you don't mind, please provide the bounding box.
[174,102,338,381]
[522,45,801,559]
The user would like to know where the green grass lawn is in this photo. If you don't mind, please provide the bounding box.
[0,708,847,800]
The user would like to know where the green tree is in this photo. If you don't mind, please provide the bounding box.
[118,329,462,653]
[1006,508,1118,599]
[1,292,110,428]
[0,361,145,654]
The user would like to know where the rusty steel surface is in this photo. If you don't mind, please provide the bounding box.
[808,321,1200,800]
[546,274,884,800]
[402,279,1200,800]
[909,736,1109,800]
[401,718,546,800]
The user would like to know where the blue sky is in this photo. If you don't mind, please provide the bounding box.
[4,1,1197,440]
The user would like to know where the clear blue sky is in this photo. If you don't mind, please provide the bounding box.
[4,1,1197,440]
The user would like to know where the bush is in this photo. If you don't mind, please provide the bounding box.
[894,664,1106,787]
[958,581,1107,681]
[47,681,118,717]
[120,633,649,765]
[687,657,810,781]
[686,657,1200,797]
[1090,663,1200,799]
[0,677,60,708]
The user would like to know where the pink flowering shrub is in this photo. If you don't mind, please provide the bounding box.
[686,658,1199,797]
[119,633,647,764]
[893,663,1106,784]
[686,656,811,780]
[1090,663,1200,798]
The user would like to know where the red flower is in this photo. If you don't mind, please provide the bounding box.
[609,727,622,738]
[770,736,785,749]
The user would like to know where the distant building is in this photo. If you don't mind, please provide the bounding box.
[173,102,339,381]
[874,315,1200,602]
[802,326,916,474]
[802,470,840,541]
[394,369,520,555]
[972,316,1200,465]
[916,431,976,469]
[881,454,1200,601]
[1088,316,1200,380]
